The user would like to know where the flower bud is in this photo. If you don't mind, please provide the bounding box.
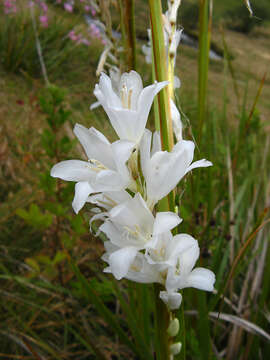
[167,318,180,337]
[170,342,182,356]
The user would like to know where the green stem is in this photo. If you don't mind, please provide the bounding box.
[149,0,173,152]
[148,1,184,359]
[153,284,170,360]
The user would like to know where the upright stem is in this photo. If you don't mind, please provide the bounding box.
[153,284,170,360]
[148,1,179,359]
[149,0,173,152]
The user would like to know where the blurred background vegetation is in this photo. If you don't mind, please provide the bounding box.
[0,0,270,359]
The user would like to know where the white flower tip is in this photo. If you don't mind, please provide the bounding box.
[50,165,57,178]
[90,101,100,110]
[72,200,80,214]
[170,342,182,356]
[159,291,182,310]
[204,160,213,167]
[167,318,180,337]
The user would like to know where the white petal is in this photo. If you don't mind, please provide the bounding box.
[159,291,182,310]
[111,140,134,180]
[102,241,119,262]
[88,190,131,210]
[96,72,121,108]
[89,212,108,234]
[140,129,152,178]
[105,108,140,142]
[109,246,138,280]
[72,181,93,213]
[109,193,154,232]
[185,268,216,291]
[153,212,182,236]
[180,241,200,276]
[167,234,198,260]
[125,253,161,283]
[119,71,143,110]
[90,101,100,110]
[51,160,94,182]
[74,124,114,169]
[95,170,127,190]
[99,221,124,247]
[170,99,182,141]
[137,81,168,137]
[185,159,213,175]
[146,148,189,204]
[151,131,161,156]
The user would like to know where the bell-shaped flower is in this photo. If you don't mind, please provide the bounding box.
[99,193,181,280]
[140,129,212,209]
[51,124,136,213]
[161,234,215,309]
[142,231,215,310]
[93,71,168,143]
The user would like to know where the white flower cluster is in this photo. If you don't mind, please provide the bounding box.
[51,71,215,310]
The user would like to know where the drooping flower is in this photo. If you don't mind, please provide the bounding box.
[140,129,212,209]
[161,233,215,309]
[51,124,136,213]
[99,193,181,280]
[102,225,215,310]
[93,71,168,143]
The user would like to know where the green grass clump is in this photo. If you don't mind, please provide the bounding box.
[0,6,99,81]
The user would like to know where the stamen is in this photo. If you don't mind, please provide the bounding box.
[87,159,107,173]
[127,89,133,109]
[120,84,128,108]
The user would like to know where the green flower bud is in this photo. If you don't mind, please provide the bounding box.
[170,342,182,356]
[167,318,180,337]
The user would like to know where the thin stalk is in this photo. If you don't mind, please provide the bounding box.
[149,1,184,359]
[153,284,170,360]
[30,6,49,86]
[119,0,137,71]
[198,0,212,143]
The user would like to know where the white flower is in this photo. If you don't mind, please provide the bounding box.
[160,290,183,311]
[99,193,181,280]
[51,124,135,213]
[103,245,162,284]
[93,71,168,143]
[102,226,215,310]
[162,234,215,309]
[140,129,212,209]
